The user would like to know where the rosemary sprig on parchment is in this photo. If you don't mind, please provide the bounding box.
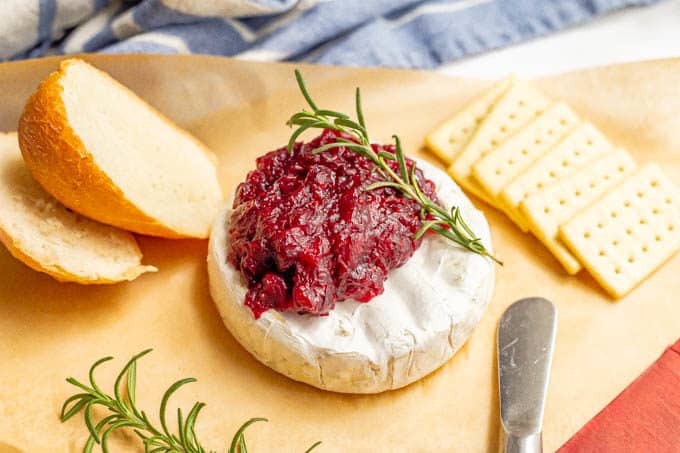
[61,349,322,453]
[286,70,501,264]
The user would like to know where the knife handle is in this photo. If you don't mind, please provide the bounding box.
[500,431,542,453]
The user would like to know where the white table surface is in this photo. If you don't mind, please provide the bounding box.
[439,0,680,78]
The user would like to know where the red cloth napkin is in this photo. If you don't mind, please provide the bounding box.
[558,339,680,453]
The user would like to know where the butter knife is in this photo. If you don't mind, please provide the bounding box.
[497,297,557,453]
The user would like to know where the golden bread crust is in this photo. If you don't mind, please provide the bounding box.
[0,214,152,284]
[18,59,209,238]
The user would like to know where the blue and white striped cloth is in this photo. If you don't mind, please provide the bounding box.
[1,0,663,68]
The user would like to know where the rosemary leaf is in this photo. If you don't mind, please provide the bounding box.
[364,181,404,192]
[415,219,445,240]
[305,440,323,453]
[355,87,366,129]
[393,135,410,186]
[61,393,91,421]
[84,401,101,444]
[295,70,318,111]
[287,120,326,154]
[228,417,268,453]
[315,109,349,119]
[377,150,396,161]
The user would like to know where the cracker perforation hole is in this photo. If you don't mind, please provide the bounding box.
[561,160,569,167]
[575,191,582,197]
[611,211,618,218]
[521,149,528,155]
[650,180,659,187]
[618,165,625,173]
[584,231,591,238]
[587,139,593,145]
[599,250,606,257]
[495,169,502,175]
[560,119,567,126]
[626,228,633,235]
[669,224,676,232]
[655,234,662,242]
[543,207,550,214]
[636,191,644,198]
[614,267,621,274]
[535,139,542,145]
[509,113,516,120]
[624,200,631,207]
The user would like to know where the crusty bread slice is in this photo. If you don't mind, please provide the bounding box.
[18,58,223,238]
[0,132,156,284]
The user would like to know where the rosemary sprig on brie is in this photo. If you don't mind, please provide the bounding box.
[286,70,501,264]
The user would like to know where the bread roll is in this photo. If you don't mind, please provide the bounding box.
[18,58,223,238]
[0,132,156,283]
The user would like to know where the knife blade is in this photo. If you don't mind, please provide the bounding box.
[497,297,558,453]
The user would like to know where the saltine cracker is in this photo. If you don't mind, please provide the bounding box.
[520,149,637,274]
[472,102,580,230]
[559,164,680,298]
[448,81,550,206]
[499,123,614,231]
[426,77,513,164]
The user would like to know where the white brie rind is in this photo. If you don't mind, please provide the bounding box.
[207,159,495,393]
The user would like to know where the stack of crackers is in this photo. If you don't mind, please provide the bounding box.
[426,77,680,298]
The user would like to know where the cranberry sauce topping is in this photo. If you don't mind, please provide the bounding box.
[228,130,438,318]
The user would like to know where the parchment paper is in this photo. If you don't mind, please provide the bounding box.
[0,55,678,453]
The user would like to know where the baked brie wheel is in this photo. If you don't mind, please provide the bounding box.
[207,159,494,393]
